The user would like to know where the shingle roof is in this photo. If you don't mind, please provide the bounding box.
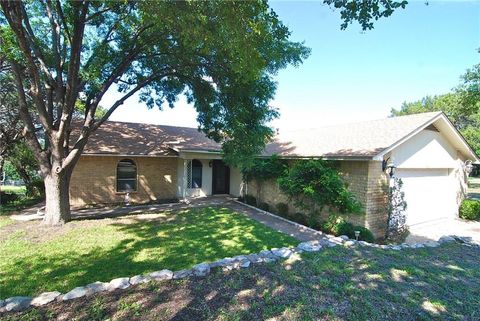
[79,121,221,156]
[78,112,445,159]
[264,112,443,158]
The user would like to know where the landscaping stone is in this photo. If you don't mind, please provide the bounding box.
[413,243,425,249]
[344,240,357,247]
[62,286,88,301]
[4,297,32,312]
[129,275,152,285]
[108,277,130,291]
[259,250,277,260]
[271,247,293,258]
[193,263,211,277]
[31,291,61,306]
[297,241,322,252]
[149,269,174,281]
[438,236,456,243]
[391,245,402,251]
[380,245,389,249]
[424,241,440,248]
[240,260,251,268]
[246,253,263,263]
[330,237,345,244]
[85,282,109,294]
[0,299,5,309]
[339,235,349,241]
[210,257,234,268]
[173,269,192,279]
[358,241,370,247]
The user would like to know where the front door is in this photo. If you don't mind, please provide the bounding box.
[212,160,230,194]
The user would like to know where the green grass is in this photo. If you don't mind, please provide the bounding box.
[0,206,297,298]
[4,243,479,321]
[0,196,43,216]
[0,185,26,194]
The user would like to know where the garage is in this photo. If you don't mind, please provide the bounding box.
[396,168,457,226]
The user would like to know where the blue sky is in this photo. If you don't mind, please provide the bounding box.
[107,0,480,130]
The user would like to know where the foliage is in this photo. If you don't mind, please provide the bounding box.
[0,206,297,297]
[323,0,407,30]
[242,155,288,182]
[278,160,363,216]
[0,191,20,205]
[275,203,289,217]
[390,61,480,156]
[4,142,41,196]
[0,0,310,222]
[258,202,270,212]
[386,178,408,240]
[244,195,258,207]
[459,199,480,221]
[321,215,375,242]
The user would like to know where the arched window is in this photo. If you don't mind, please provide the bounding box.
[117,159,137,192]
[187,159,202,188]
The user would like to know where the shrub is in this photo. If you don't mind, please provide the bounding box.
[291,212,309,226]
[0,192,20,205]
[352,226,375,243]
[258,202,270,212]
[244,195,257,206]
[321,215,375,242]
[278,160,362,216]
[276,203,289,217]
[26,179,45,198]
[460,199,480,220]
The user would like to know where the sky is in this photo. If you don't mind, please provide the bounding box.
[105,0,480,131]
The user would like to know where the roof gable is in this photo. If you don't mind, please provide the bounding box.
[264,112,446,159]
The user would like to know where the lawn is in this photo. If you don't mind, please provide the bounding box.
[0,206,297,299]
[2,243,479,321]
[0,185,26,194]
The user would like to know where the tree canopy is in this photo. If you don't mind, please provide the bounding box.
[391,62,480,155]
[0,0,406,224]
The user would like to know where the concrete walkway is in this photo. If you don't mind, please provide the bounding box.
[406,218,480,244]
[10,196,324,242]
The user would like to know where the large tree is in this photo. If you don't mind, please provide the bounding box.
[0,0,405,225]
[391,62,480,155]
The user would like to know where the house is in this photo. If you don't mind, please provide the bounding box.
[70,111,479,238]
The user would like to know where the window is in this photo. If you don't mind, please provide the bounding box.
[117,159,137,192]
[187,159,202,188]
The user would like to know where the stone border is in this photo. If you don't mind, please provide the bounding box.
[1,234,478,314]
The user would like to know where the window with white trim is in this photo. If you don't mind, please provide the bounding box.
[117,159,137,192]
[187,159,202,188]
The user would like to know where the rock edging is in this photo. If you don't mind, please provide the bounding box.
[1,234,477,314]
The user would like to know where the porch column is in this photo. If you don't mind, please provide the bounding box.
[183,159,188,202]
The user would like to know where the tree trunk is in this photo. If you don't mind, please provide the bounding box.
[43,170,72,225]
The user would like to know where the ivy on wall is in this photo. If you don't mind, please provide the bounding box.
[386,177,408,240]
[243,157,363,217]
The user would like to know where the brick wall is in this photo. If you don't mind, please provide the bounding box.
[70,155,178,207]
[247,160,389,238]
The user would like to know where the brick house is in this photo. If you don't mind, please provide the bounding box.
[70,111,478,238]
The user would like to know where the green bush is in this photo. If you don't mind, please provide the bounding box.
[244,195,257,206]
[276,203,289,217]
[278,160,363,215]
[291,212,309,226]
[460,199,480,220]
[258,202,270,212]
[321,215,375,242]
[0,192,20,205]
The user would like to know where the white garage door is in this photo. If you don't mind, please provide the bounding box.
[395,169,457,226]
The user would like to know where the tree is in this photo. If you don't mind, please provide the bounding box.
[0,1,310,224]
[0,0,405,225]
[391,62,480,155]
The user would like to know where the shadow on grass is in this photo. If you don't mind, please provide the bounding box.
[0,206,297,298]
[8,243,480,321]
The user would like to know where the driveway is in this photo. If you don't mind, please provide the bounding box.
[406,218,480,244]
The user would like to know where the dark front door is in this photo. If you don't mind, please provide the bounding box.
[212,160,230,194]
